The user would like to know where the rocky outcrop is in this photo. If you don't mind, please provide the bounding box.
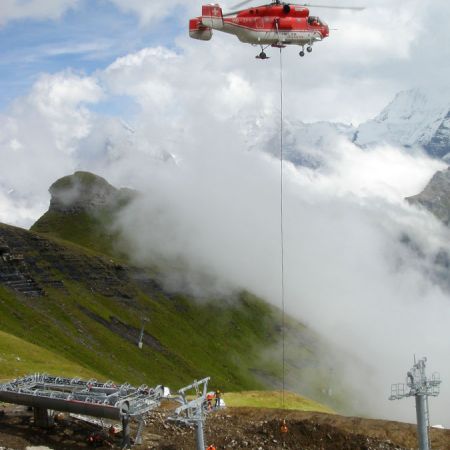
[48,171,136,214]
[406,167,450,225]
[425,110,450,159]
[0,237,44,297]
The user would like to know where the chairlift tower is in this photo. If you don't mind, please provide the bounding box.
[389,357,441,450]
[170,377,211,450]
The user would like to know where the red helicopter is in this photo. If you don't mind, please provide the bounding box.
[189,1,364,59]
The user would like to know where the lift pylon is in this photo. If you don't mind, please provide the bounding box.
[389,357,442,450]
[169,377,211,450]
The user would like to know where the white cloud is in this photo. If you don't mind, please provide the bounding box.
[107,0,198,26]
[104,47,179,110]
[328,0,423,59]
[0,189,46,227]
[0,71,103,226]
[0,0,79,26]
[86,43,450,424]
[19,71,103,152]
[114,132,450,424]
[309,141,445,201]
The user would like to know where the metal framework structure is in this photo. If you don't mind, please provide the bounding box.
[389,358,442,450]
[170,377,211,450]
[0,374,163,449]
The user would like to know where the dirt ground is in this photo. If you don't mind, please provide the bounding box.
[0,403,449,450]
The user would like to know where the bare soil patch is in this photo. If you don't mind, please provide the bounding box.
[0,404,449,449]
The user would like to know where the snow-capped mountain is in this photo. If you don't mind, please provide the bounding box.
[239,88,450,168]
[354,89,450,159]
[238,113,355,168]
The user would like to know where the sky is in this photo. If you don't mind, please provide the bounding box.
[1,0,450,425]
[1,0,449,225]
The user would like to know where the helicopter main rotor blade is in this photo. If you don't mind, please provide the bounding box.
[227,1,365,14]
[223,10,244,16]
[300,3,365,10]
[230,0,255,9]
[226,1,274,16]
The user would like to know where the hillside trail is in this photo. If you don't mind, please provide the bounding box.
[1,404,450,450]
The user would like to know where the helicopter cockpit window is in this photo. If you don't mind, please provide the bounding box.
[308,16,322,26]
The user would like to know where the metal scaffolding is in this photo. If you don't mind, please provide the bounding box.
[389,357,442,450]
[0,374,163,449]
[170,377,211,450]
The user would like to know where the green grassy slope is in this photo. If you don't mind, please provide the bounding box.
[0,330,101,381]
[0,223,299,393]
[31,209,122,257]
[224,391,335,413]
[1,173,339,412]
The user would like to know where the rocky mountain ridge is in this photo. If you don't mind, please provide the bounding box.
[407,167,450,226]
[48,171,137,214]
[31,172,137,256]
[244,88,450,167]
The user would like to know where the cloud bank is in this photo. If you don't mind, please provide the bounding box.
[0,71,102,225]
[113,121,449,423]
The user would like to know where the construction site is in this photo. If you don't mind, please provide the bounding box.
[0,360,450,450]
[1,393,450,449]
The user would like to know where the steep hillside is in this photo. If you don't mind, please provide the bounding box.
[0,220,340,410]
[0,330,101,381]
[0,221,276,389]
[0,171,354,414]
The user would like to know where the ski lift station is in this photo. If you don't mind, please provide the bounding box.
[0,373,216,449]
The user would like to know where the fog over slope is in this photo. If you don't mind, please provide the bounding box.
[0,37,449,425]
[113,121,449,424]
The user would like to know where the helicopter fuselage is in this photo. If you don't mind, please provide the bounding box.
[190,4,329,48]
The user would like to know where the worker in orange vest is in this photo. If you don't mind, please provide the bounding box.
[206,446,216,450]
[206,392,214,410]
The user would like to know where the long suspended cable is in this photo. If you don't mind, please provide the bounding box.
[279,47,286,410]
